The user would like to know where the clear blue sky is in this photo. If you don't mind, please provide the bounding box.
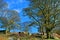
[4,0,38,33]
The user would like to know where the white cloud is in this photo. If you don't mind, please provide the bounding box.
[13,9,22,13]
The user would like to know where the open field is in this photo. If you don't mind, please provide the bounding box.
[0,34,60,40]
[0,34,7,40]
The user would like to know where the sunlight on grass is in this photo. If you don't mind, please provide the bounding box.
[0,34,60,40]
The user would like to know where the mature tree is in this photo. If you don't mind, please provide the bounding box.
[3,10,20,33]
[23,0,60,38]
[0,0,20,34]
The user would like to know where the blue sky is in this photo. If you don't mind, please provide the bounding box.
[4,0,38,33]
[5,0,30,22]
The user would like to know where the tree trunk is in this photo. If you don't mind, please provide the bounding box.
[46,31,49,38]
[46,29,51,39]
[6,26,10,35]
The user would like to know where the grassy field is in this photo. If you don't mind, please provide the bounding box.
[0,34,7,40]
[0,34,60,40]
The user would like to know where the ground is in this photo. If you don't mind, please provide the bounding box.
[0,33,60,40]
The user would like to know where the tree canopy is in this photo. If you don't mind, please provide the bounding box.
[23,0,60,38]
[0,0,20,34]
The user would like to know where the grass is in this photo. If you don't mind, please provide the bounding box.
[0,34,7,40]
[0,33,60,40]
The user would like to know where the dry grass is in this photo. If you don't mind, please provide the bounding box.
[0,34,7,40]
[0,34,59,40]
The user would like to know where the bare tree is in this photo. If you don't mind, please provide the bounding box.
[0,0,20,35]
[23,0,60,38]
